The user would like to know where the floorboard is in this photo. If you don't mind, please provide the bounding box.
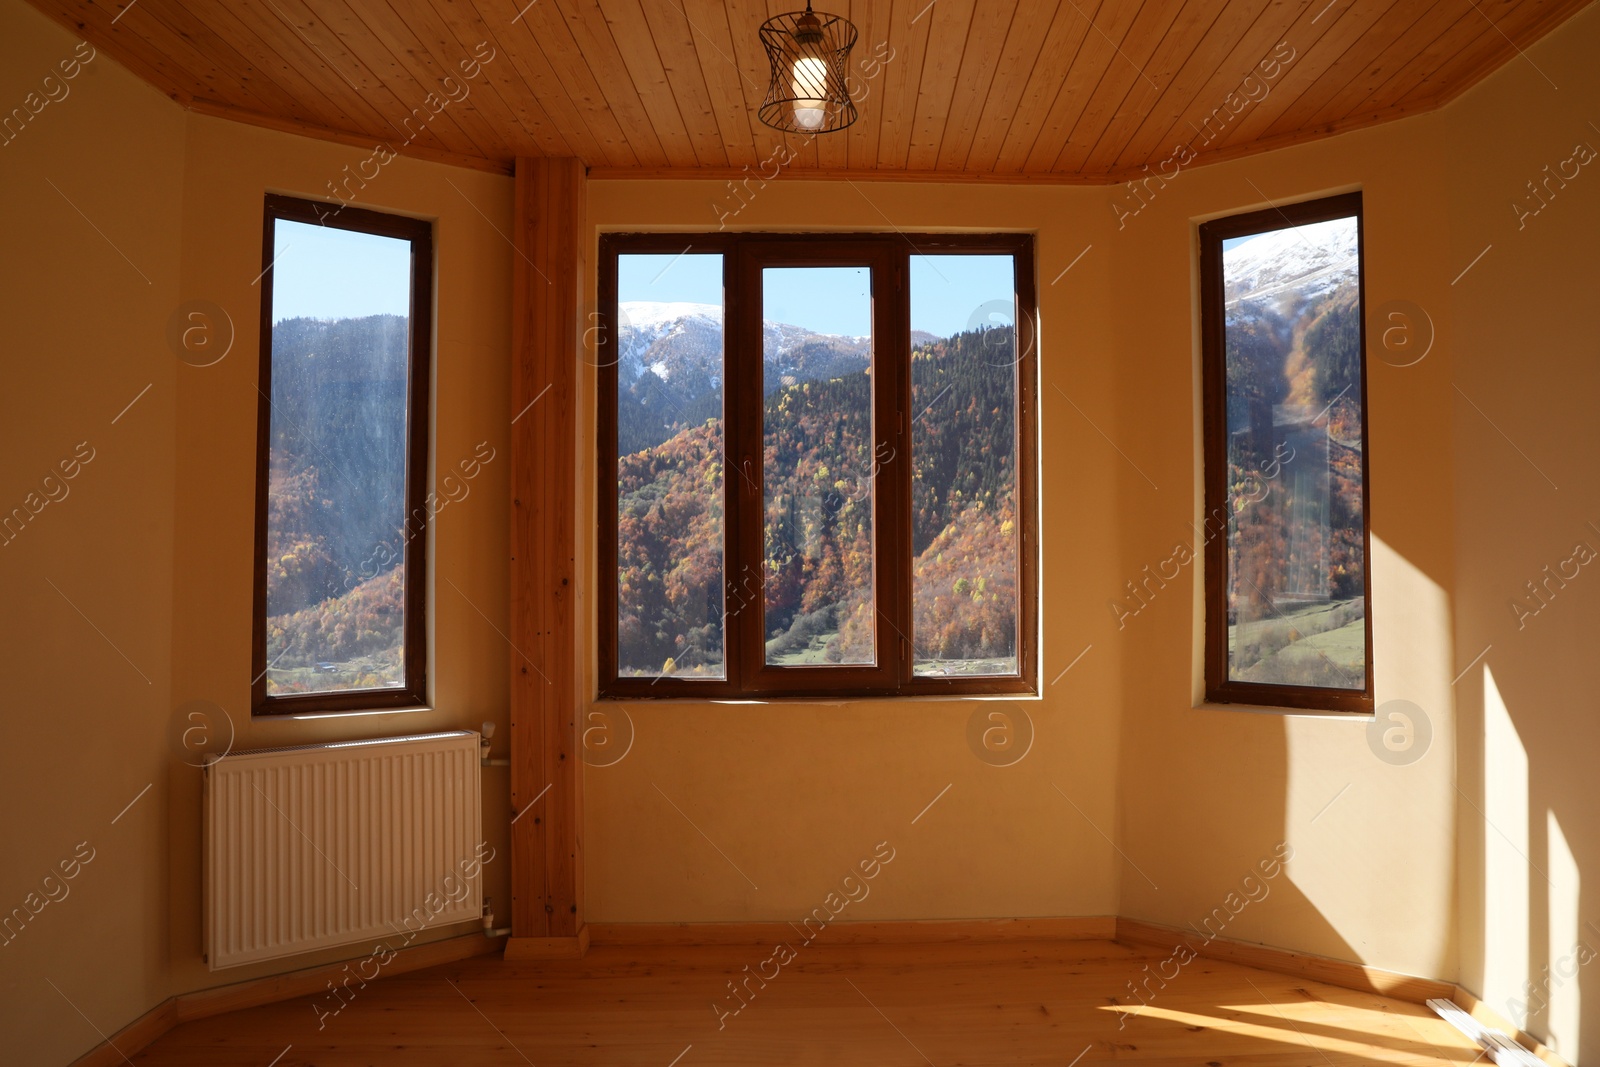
[132,939,1485,1065]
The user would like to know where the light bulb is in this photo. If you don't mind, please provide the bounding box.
[790,55,829,130]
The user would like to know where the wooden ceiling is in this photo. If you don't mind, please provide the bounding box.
[31,0,1593,180]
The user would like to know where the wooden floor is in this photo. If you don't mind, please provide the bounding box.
[132,939,1486,1066]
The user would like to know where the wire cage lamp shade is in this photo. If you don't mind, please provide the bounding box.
[758,2,859,134]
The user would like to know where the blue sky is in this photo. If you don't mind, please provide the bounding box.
[617,251,1016,338]
[617,252,725,309]
[909,255,1015,338]
[272,220,412,322]
[765,266,871,336]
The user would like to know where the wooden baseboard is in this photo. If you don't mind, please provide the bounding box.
[1115,917,1455,1003]
[586,916,1117,946]
[68,999,178,1067]
[503,924,591,960]
[1450,984,1572,1067]
[69,931,501,1066]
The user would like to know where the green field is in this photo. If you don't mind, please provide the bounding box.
[1229,598,1365,688]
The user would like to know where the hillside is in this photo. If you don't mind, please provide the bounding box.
[614,321,1020,677]
[1221,219,1367,686]
[263,314,411,692]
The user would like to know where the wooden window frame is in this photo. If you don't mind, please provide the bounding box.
[1198,191,1374,714]
[597,232,1039,700]
[251,194,433,717]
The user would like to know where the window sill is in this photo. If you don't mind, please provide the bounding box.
[1191,700,1373,721]
[279,704,437,721]
[593,691,1040,707]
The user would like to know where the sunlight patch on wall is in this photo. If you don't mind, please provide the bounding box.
[1482,664,1530,1025]
[1544,810,1581,1059]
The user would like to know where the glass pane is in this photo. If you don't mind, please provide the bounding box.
[762,266,875,666]
[615,253,726,679]
[909,255,1020,677]
[1222,215,1366,689]
[264,220,413,696]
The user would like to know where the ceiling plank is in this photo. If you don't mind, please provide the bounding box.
[1093,0,1278,175]
[417,0,572,157]
[506,0,641,166]
[679,0,762,168]
[873,0,937,169]
[336,0,509,160]
[441,3,606,162]
[1387,0,1578,111]
[1203,0,1389,157]
[958,0,1062,172]
[189,0,408,139]
[984,0,1101,172]
[591,0,705,167]
[632,0,729,167]
[65,0,252,106]
[844,0,893,172]
[1018,0,1142,172]
[1255,0,1437,142]
[1345,2,1488,114]
[366,0,555,158]
[928,0,1019,171]
[1298,0,1459,127]
[1054,0,1214,174]
[543,0,676,167]
[813,0,859,171]
[904,0,977,171]
[253,0,464,156]
[131,0,316,122]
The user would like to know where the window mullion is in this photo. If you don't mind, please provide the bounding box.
[730,243,763,694]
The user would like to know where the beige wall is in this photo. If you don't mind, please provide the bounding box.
[0,2,514,1063]
[1108,94,1461,980]
[0,4,184,1064]
[581,181,1127,924]
[7,0,1600,1060]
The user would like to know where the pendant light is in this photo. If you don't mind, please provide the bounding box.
[757,1,858,134]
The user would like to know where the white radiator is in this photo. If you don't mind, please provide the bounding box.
[204,730,484,970]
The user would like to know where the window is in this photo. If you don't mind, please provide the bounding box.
[1199,192,1373,712]
[252,196,432,715]
[598,234,1037,699]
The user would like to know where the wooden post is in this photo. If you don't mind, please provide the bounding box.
[505,157,587,960]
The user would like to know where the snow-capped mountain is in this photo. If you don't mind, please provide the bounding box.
[616,302,726,388]
[613,304,965,457]
[617,300,871,392]
[620,300,724,331]
[1224,217,1359,309]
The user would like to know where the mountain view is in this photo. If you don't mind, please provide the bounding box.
[264,314,411,695]
[615,296,1018,678]
[264,258,1022,690]
[1222,216,1367,689]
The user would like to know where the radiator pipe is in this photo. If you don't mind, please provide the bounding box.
[482,899,511,939]
[480,722,510,767]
